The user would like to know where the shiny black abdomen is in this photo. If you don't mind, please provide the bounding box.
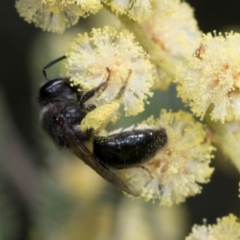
[93,128,167,169]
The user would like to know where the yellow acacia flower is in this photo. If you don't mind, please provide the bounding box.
[141,0,201,90]
[176,32,240,122]
[57,158,105,201]
[15,0,102,33]
[103,0,153,22]
[186,214,240,240]
[62,26,154,116]
[119,110,214,206]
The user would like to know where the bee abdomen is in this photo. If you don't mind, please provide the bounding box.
[93,128,167,169]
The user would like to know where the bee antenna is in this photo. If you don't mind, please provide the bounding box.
[42,55,67,81]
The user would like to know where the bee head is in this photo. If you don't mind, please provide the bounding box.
[38,79,76,106]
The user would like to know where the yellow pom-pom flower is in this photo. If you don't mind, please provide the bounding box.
[62,26,154,116]
[15,0,102,33]
[103,0,153,23]
[186,214,240,240]
[119,110,214,206]
[176,32,240,122]
[141,0,201,90]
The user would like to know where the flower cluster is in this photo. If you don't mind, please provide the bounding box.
[118,110,214,206]
[15,0,102,33]
[186,214,240,240]
[16,1,240,237]
[141,0,201,90]
[15,0,157,33]
[61,26,154,116]
[176,32,240,122]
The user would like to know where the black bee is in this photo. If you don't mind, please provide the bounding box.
[38,56,168,196]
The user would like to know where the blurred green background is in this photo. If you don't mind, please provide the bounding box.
[1,1,240,240]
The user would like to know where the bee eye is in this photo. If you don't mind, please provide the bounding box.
[52,115,58,124]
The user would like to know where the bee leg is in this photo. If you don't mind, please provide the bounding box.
[79,68,111,106]
[84,104,97,112]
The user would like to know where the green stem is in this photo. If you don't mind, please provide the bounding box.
[103,3,176,79]
[205,114,240,172]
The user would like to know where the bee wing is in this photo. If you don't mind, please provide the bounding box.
[58,117,139,197]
